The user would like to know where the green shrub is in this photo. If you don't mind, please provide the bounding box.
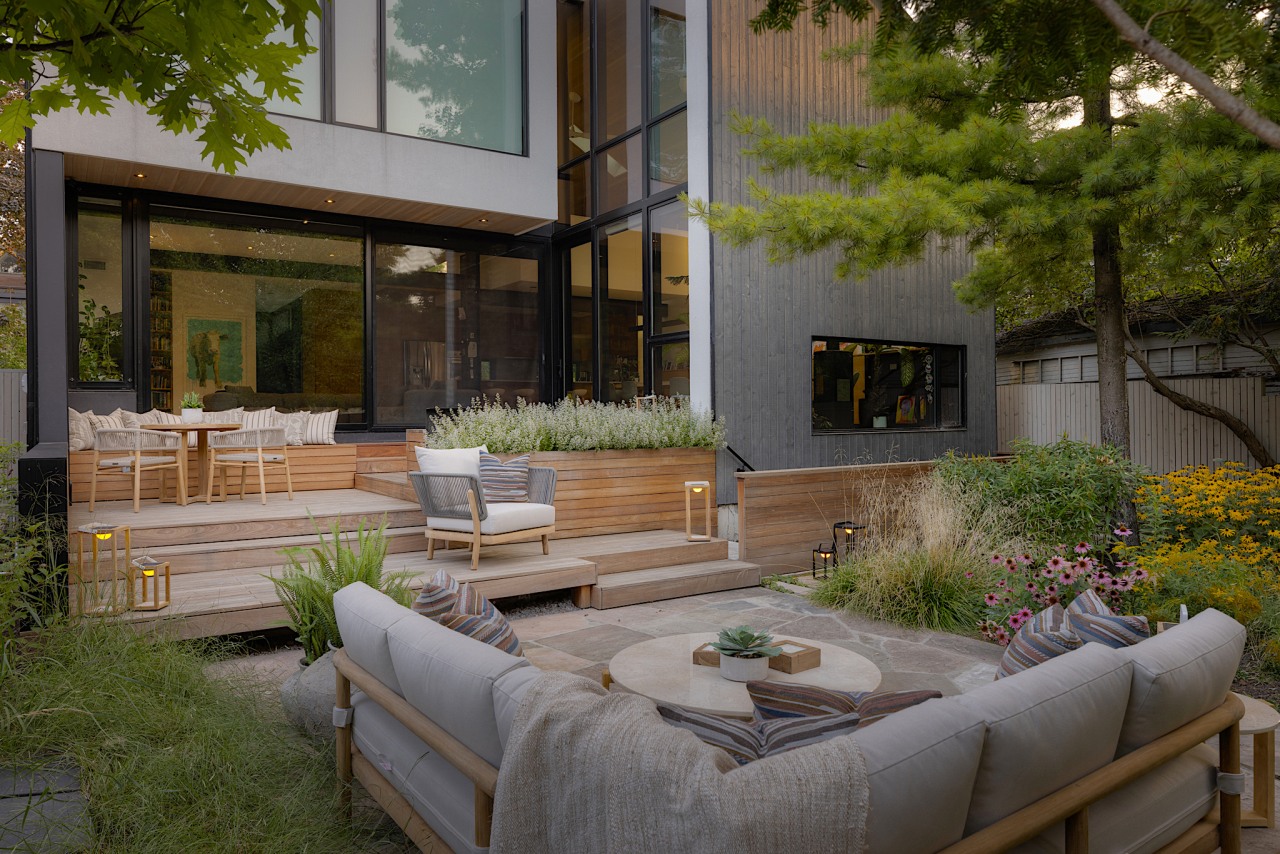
[0,622,396,851]
[267,519,414,663]
[424,396,726,452]
[934,437,1147,549]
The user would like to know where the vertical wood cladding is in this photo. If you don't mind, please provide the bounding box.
[707,2,997,496]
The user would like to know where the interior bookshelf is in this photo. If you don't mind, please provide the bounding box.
[149,272,173,412]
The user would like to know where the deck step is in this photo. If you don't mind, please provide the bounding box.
[591,559,763,610]
[356,472,415,502]
[117,526,428,575]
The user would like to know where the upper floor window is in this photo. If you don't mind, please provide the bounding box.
[812,338,965,432]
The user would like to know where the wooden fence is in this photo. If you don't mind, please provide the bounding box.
[736,460,933,575]
[0,369,24,448]
[998,377,1280,474]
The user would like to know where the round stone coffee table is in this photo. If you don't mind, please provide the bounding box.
[607,633,882,720]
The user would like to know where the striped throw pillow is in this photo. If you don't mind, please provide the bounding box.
[203,407,244,425]
[997,604,1083,679]
[303,409,338,445]
[87,411,126,432]
[656,703,862,765]
[479,453,530,502]
[1067,589,1150,648]
[242,407,278,430]
[852,689,945,726]
[410,569,462,620]
[745,682,860,720]
[438,611,523,656]
[68,408,94,451]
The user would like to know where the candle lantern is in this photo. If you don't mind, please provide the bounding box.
[833,520,866,559]
[812,542,836,579]
[684,481,712,542]
[130,556,171,611]
[75,523,131,615]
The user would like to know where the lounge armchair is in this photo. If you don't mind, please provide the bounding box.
[409,467,557,570]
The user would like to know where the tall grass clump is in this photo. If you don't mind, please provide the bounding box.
[268,519,414,663]
[934,437,1147,549]
[424,396,726,452]
[0,622,394,852]
[812,476,1020,632]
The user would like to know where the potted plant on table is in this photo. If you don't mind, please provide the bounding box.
[180,391,204,423]
[711,625,783,682]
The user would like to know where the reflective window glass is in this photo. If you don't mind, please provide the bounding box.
[649,0,686,116]
[384,0,525,153]
[598,0,643,141]
[335,0,379,127]
[653,341,691,397]
[600,214,644,403]
[558,0,592,164]
[559,160,592,226]
[76,199,125,382]
[598,134,643,214]
[811,338,965,432]
[243,12,323,120]
[650,200,688,334]
[649,108,687,194]
[565,241,594,401]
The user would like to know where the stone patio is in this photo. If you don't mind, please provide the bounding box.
[216,585,1279,853]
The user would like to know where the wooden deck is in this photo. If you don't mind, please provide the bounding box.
[68,488,760,638]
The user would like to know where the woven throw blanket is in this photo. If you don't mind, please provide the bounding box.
[490,671,870,854]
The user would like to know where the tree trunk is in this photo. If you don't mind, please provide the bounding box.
[1125,342,1277,469]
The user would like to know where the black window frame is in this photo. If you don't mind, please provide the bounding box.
[811,336,967,434]
[67,191,136,390]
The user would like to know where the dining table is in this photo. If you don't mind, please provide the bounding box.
[140,422,241,502]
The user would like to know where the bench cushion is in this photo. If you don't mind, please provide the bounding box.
[334,582,417,697]
[955,642,1132,835]
[429,502,555,536]
[1115,607,1245,756]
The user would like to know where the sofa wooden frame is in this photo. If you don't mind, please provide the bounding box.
[333,648,1244,854]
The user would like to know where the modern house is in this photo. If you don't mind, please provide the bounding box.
[20,1,996,516]
[997,308,1280,472]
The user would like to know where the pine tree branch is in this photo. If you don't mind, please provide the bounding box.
[1090,0,1280,149]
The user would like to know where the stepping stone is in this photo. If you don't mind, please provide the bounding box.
[0,763,92,852]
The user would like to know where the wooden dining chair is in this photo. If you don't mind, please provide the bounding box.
[206,427,293,505]
[90,428,187,512]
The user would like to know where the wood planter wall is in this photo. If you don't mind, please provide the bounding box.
[405,431,717,540]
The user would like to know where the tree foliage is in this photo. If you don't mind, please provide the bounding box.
[0,1,321,173]
[0,303,23,370]
[696,1,1280,468]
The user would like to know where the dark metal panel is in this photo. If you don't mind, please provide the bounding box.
[26,149,70,448]
[707,3,998,499]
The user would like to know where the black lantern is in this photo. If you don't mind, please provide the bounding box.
[812,542,836,579]
[833,520,865,560]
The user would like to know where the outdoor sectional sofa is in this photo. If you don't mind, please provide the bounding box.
[331,581,1248,854]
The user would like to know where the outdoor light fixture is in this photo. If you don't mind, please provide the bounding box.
[812,543,836,579]
[833,520,866,559]
[75,524,131,615]
[130,556,170,612]
[684,481,711,542]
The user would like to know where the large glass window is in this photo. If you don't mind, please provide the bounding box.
[600,214,644,403]
[558,160,591,226]
[598,134,643,214]
[812,338,965,432]
[148,211,365,420]
[558,0,592,164]
[564,241,594,400]
[375,242,541,426]
[598,0,643,141]
[650,200,688,335]
[384,0,524,153]
[242,12,323,120]
[649,0,686,115]
[334,0,379,128]
[76,198,126,383]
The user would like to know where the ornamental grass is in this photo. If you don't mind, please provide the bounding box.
[424,395,726,452]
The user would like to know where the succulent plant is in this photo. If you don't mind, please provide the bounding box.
[181,391,204,409]
[710,625,783,659]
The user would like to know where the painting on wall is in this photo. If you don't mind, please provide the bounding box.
[186,318,244,388]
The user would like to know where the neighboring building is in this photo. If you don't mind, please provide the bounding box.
[21,2,996,509]
[997,308,1280,472]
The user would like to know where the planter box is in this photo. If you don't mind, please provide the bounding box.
[405,431,717,540]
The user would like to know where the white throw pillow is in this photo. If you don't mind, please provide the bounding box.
[68,408,94,451]
[87,411,126,432]
[137,408,181,425]
[203,407,244,425]
[278,411,310,446]
[414,445,489,480]
[303,409,338,445]
[242,407,278,431]
[108,408,141,429]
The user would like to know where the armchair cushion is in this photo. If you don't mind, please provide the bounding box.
[479,453,530,502]
[428,502,554,535]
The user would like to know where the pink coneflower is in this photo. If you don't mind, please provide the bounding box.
[1025,581,1038,592]
[984,592,1000,606]
[1055,544,1067,553]
[1047,594,1061,606]
[1093,585,1108,596]
[1075,557,1093,572]
[1131,568,1149,582]
[1113,526,1133,537]
[1018,553,1033,565]
[1016,607,1033,621]
[1032,592,1046,605]
[1114,576,1132,591]
[1004,557,1018,571]
[1045,583,1059,595]
[1003,595,1013,604]
[1115,560,1133,569]
[991,554,1004,565]
[964,571,974,579]
[1040,567,1055,578]
[1047,556,1067,571]
[1009,614,1025,631]
[1059,569,1076,585]
[995,628,1010,646]
[1074,542,1090,554]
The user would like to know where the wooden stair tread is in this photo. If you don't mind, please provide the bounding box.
[594,560,762,586]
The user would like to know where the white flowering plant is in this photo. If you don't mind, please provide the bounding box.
[424,396,726,453]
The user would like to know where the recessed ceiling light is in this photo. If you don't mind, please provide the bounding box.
[247,245,254,250]
[324,198,335,204]
[134,172,146,179]
[478,217,489,224]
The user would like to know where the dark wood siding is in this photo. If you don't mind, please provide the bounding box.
[707,3,997,496]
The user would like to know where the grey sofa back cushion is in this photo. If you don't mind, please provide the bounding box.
[1115,607,1245,756]
[334,582,417,697]
[386,610,533,767]
[954,642,1133,835]
[851,694,987,853]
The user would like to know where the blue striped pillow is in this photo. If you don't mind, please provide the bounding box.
[410,569,461,620]
[656,703,862,765]
[1067,589,1150,648]
[997,604,1082,678]
[438,611,523,656]
[479,453,530,502]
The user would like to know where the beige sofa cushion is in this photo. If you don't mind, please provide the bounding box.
[1115,607,1245,756]
[386,610,534,767]
[851,692,988,853]
[429,502,555,535]
[955,642,1133,835]
[333,582,418,697]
